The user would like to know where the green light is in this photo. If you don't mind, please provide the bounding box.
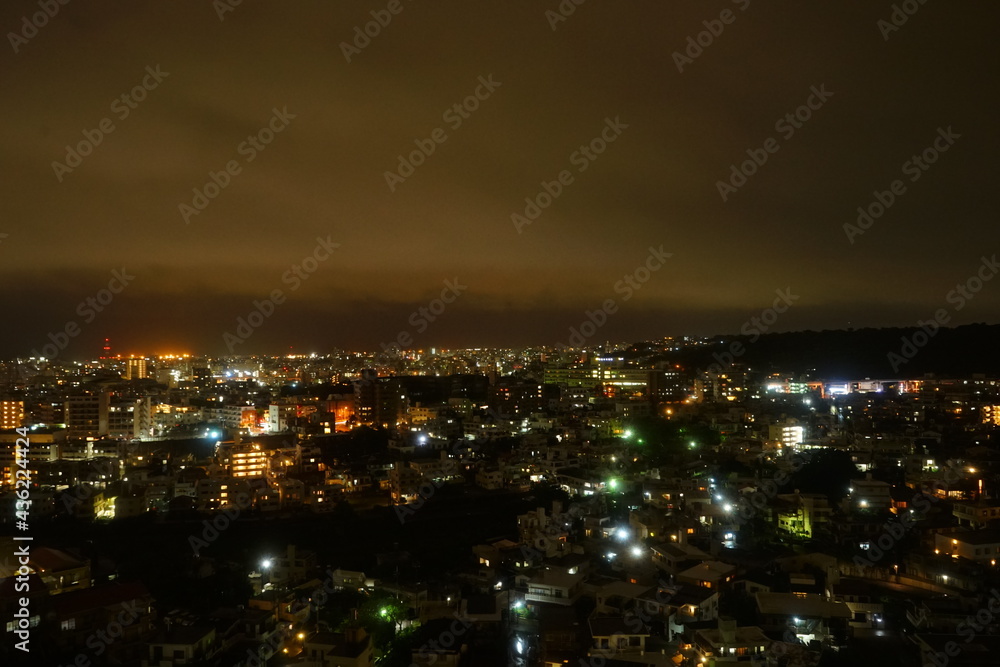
[623,429,633,439]
[608,479,619,490]
[379,608,388,617]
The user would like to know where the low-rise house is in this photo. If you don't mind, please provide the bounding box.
[143,624,216,667]
[754,592,852,645]
[302,627,373,667]
[692,618,772,666]
[525,569,584,607]
[677,560,736,590]
[586,616,651,657]
[935,529,1000,563]
[830,580,884,630]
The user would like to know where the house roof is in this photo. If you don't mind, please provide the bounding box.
[755,592,852,619]
[589,616,650,638]
[50,582,152,617]
[306,630,370,659]
[678,561,736,581]
[31,547,87,573]
[940,529,1000,545]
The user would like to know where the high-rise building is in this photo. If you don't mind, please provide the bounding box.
[124,357,147,380]
[0,401,24,429]
[66,393,110,439]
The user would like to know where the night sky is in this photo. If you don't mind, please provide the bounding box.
[2,1,997,356]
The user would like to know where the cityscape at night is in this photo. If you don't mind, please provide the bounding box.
[2,1,999,666]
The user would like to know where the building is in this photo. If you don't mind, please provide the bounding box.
[754,592,852,645]
[143,625,217,667]
[586,616,651,657]
[125,357,148,380]
[53,582,156,662]
[951,500,1000,529]
[692,618,772,666]
[0,428,62,487]
[268,403,299,433]
[767,421,804,448]
[0,401,24,429]
[775,493,832,538]
[302,627,373,667]
[525,570,584,607]
[935,530,1000,563]
[218,441,268,478]
[66,393,110,439]
[108,398,153,440]
[848,474,892,513]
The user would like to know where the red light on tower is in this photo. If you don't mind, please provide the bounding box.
[101,338,111,359]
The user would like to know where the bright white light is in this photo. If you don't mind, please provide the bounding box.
[631,546,643,557]
[606,552,616,560]
[715,494,722,501]
[261,559,272,569]
[723,503,733,512]
[615,528,629,541]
